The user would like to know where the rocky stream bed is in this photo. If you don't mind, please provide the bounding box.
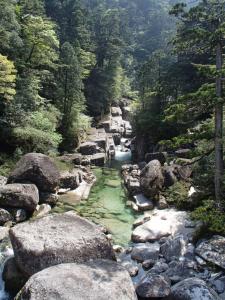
[0,103,225,299]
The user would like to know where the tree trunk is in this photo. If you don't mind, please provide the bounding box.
[215,42,223,210]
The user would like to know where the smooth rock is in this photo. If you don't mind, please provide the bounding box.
[166,278,221,300]
[8,153,60,193]
[136,273,171,298]
[161,235,188,262]
[0,184,39,211]
[196,236,225,270]
[140,160,164,198]
[16,260,137,300]
[132,209,195,243]
[10,212,115,277]
[131,242,160,262]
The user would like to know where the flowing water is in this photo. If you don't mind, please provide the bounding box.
[0,240,13,300]
[57,144,137,246]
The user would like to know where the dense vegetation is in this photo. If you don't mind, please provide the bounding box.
[0,0,225,232]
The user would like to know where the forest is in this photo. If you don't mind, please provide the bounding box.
[0,0,225,299]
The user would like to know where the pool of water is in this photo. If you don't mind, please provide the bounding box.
[56,147,138,246]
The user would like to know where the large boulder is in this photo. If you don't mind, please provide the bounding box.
[136,273,171,299]
[78,142,98,155]
[166,278,221,300]
[145,152,167,164]
[16,260,137,300]
[195,235,225,269]
[0,184,39,212]
[160,235,188,262]
[59,169,83,190]
[0,208,12,225]
[131,242,160,262]
[9,212,115,277]
[140,160,164,198]
[8,153,60,193]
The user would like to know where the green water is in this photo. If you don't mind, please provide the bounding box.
[55,163,137,246]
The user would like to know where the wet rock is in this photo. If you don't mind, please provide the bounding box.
[161,235,188,262]
[136,273,171,299]
[212,276,225,294]
[0,176,7,187]
[3,257,26,296]
[149,261,169,274]
[0,184,39,211]
[59,169,82,189]
[134,194,154,211]
[39,192,58,205]
[10,212,115,277]
[78,141,98,155]
[120,260,139,277]
[8,153,60,193]
[16,260,137,300]
[142,259,155,270]
[167,278,221,300]
[195,236,225,270]
[164,260,197,283]
[145,152,167,164]
[0,208,12,225]
[140,160,164,198]
[131,242,160,262]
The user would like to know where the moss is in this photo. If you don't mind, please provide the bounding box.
[163,181,191,209]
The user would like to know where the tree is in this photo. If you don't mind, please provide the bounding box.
[0,55,17,102]
[170,0,225,208]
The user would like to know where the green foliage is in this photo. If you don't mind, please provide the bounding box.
[192,200,225,234]
[164,181,191,209]
[0,54,17,101]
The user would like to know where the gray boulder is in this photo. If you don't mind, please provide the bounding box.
[166,278,221,300]
[145,152,167,164]
[131,242,160,262]
[10,212,115,277]
[78,142,97,155]
[140,160,164,198]
[161,235,188,262]
[8,153,60,193]
[0,184,39,211]
[16,260,137,300]
[136,273,171,299]
[195,236,225,269]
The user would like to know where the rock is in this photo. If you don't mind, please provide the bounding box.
[145,152,167,164]
[132,209,196,243]
[13,209,27,223]
[133,194,154,211]
[16,260,137,300]
[39,192,58,205]
[158,195,169,209]
[149,260,169,274]
[78,141,98,155]
[8,153,60,193]
[120,260,139,277]
[58,153,83,165]
[127,177,141,195]
[0,184,39,211]
[212,276,225,294]
[163,165,178,187]
[0,208,12,225]
[131,242,160,262]
[167,278,221,300]
[59,169,82,189]
[3,257,26,296]
[138,161,147,170]
[136,273,171,299]
[196,236,225,270]
[133,215,151,228]
[164,260,197,283]
[0,226,9,241]
[161,235,188,262]
[111,106,122,116]
[175,148,191,158]
[89,153,106,166]
[10,212,115,277]
[142,259,155,270]
[140,160,164,198]
[0,176,7,187]
[113,133,121,145]
[33,204,51,218]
